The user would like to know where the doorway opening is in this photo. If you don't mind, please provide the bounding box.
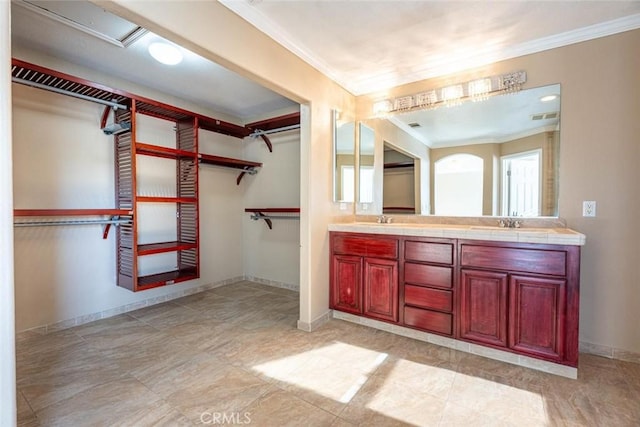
[501,149,541,217]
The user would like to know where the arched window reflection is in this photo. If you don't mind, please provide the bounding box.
[434,154,483,216]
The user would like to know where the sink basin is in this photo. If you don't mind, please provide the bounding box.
[469,225,516,231]
[469,226,556,233]
[351,223,558,234]
[355,222,462,228]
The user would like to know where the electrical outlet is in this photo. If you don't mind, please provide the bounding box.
[583,201,596,217]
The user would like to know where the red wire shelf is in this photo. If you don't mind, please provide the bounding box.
[136,196,197,204]
[136,143,197,160]
[138,241,198,256]
[199,153,262,185]
[244,208,300,213]
[137,267,198,290]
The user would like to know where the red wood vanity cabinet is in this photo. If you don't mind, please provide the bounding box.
[330,232,581,367]
[459,240,580,365]
[402,238,456,336]
[330,233,399,322]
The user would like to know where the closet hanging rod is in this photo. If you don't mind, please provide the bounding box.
[14,218,131,227]
[250,214,300,221]
[12,77,129,110]
[248,124,300,138]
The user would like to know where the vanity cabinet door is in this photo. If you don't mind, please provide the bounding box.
[509,274,566,361]
[331,255,363,315]
[460,269,508,347]
[364,257,398,322]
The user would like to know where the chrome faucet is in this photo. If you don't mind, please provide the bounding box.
[498,218,521,228]
[377,215,393,224]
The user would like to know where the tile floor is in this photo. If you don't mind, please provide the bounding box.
[16,281,640,426]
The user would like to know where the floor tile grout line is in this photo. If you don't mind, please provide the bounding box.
[17,388,38,423]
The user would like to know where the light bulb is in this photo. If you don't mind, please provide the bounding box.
[148,42,183,65]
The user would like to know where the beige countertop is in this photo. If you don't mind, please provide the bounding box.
[328,222,586,246]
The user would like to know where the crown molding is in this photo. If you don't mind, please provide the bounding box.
[219,0,350,91]
[220,3,640,96]
[352,13,640,95]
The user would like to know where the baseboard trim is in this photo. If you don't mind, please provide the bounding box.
[579,341,640,364]
[243,275,299,292]
[17,275,301,337]
[297,310,331,332]
[332,310,578,379]
[17,276,246,336]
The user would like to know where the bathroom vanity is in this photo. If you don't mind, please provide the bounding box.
[329,222,585,375]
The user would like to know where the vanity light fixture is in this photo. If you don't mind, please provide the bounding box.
[415,90,438,108]
[468,78,492,101]
[394,95,414,110]
[441,85,464,106]
[373,99,393,116]
[540,94,558,102]
[500,71,526,93]
[373,70,527,116]
[148,42,183,65]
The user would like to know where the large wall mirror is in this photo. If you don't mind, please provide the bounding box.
[358,123,375,205]
[333,110,356,202]
[357,84,561,218]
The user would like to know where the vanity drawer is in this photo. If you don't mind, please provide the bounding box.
[405,241,453,265]
[405,285,452,312]
[333,235,398,259]
[404,306,452,336]
[404,263,452,289]
[460,244,566,276]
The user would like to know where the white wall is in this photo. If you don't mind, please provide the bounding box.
[0,1,17,424]
[199,129,245,282]
[383,169,414,210]
[242,129,301,288]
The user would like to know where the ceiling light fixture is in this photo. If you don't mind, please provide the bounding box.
[373,71,526,116]
[148,42,183,65]
[540,94,558,102]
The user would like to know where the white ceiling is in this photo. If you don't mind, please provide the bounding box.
[10,0,298,122]
[9,0,640,141]
[222,0,640,95]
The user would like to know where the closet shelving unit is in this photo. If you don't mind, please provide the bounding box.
[12,58,300,292]
[112,99,204,291]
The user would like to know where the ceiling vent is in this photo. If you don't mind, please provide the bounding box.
[408,122,421,128]
[531,112,559,121]
[15,0,147,47]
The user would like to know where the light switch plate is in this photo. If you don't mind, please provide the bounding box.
[583,201,596,217]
